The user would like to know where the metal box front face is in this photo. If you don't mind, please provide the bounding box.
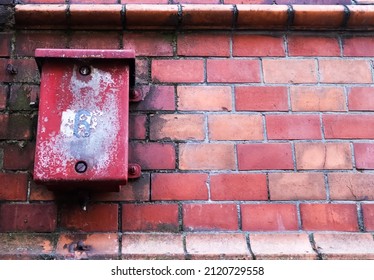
[34,52,131,190]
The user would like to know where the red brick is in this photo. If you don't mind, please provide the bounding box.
[0,59,39,83]
[207,59,261,83]
[123,32,173,56]
[129,114,146,140]
[348,87,374,111]
[186,233,251,260]
[235,86,288,111]
[174,0,219,3]
[177,86,232,111]
[323,115,374,139]
[69,5,122,29]
[329,173,374,200]
[291,86,346,112]
[150,114,205,141]
[319,59,372,83]
[151,173,208,200]
[266,114,321,140]
[208,114,263,141]
[0,115,33,140]
[129,142,175,170]
[152,59,204,83]
[179,143,235,170]
[237,143,294,170]
[225,0,272,3]
[3,142,35,170]
[0,204,57,232]
[15,31,68,57]
[9,85,39,111]
[288,36,340,56]
[122,0,168,3]
[135,59,149,84]
[300,204,359,231]
[60,204,118,232]
[354,143,374,169]
[181,5,232,29]
[0,85,7,110]
[241,204,298,231]
[0,33,11,57]
[263,59,317,83]
[210,174,267,201]
[233,35,285,57]
[69,31,120,49]
[131,85,175,111]
[0,173,28,201]
[183,204,238,231]
[178,33,230,57]
[29,181,56,201]
[343,37,374,57]
[362,204,374,231]
[295,142,352,170]
[122,204,179,232]
[70,0,117,2]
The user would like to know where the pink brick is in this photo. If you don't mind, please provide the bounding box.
[288,36,340,56]
[362,204,374,231]
[348,87,374,111]
[323,115,374,139]
[129,142,175,170]
[152,59,204,83]
[354,143,374,169]
[329,173,374,200]
[343,37,374,57]
[178,33,230,57]
[233,35,285,57]
[123,32,173,56]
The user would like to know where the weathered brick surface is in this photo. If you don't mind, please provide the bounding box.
[354,143,374,169]
[178,33,230,57]
[123,32,173,56]
[0,173,28,201]
[288,36,340,56]
[319,59,372,83]
[348,87,374,111]
[329,173,374,200]
[362,204,374,231]
[152,59,204,83]
[323,115,374,139]
[233,35,285,57]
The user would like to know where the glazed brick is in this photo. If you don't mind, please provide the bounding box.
[0,204,57,232]
[207,59,261,83]
[329,173,374,200]
[178,33,230,57]
[0,33,11,57]
[69,32,120,49]
[295,142,352,170]
[60,204,118,232]
[179,143,235,170]
[131,85,175,111]
[3,142,35,170]
[262,59,317,84]
[122,204,179,232]
[354,143,374,169]
[183,204,238,231]
[0,173,28,201]
[129,114,146,140]
[186,233,251,260]
[210,174,268,201]
[235,86,288,111]
[237,143,293,170]
[135,59,149,84]
[343,37,374,57]
[266,114,321,140]
[323,115,374,139]
[233,35,285,57]
[15,31,67,57]
[123,32,173,56]
[269,173,326,200]
[9,85,39,111]
[348,87,374,111]
[150,114,205,141]
[300,204,359,231]
[288,36,340,57]
[241,204,298,231]
[319,59,372,83]
[152,59,204,83]
[208,114,263,141]
[290,86,346,112]
[250,233,317,260]
[0,59,39,83]
[177,86,232,111]
[362,204,374,230]
[0,85,7,110]
[0,115,33,140]
[129,142,175,170]
[151,173,208,200]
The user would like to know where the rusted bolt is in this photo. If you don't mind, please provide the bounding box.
[79,65,91,76]
[75,161,88,173]
[129,165,137,175]
[6,64,18,75]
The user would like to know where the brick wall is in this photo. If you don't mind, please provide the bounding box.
[1,2,374,259]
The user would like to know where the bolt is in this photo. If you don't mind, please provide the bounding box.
[129,165,137,175]
[6,64,18,75]
[79,65,91,76]
[75,161,88,173]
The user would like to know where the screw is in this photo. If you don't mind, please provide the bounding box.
[75,161,88,173]
[79,66,91,76]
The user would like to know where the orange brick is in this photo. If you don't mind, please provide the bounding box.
[354,143,374,169]
[291,86,346,112]
[179,143,235,170]
[362,204,374,231]
[263,59,317,83]
[207,59,261,83]
[150,114,205,141]
[178,33,230,57]
[329,173,374,200]
[152,59,204,83]
[269,173,326,200]
[348,87,374,111]
[319,59,372,83]
[233,35,285,57]
[123,32,173,56]
[288,36,340,56]
[295,142,352,170]
[208,114,263,141]
[266,114,321,140]
[241,204,298,231]
[323,115,374,139]
[343,37,374,57]
[210,174,268,201]
[300,204,359,231]
[235,86,288,111]
[177,86,232,111]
